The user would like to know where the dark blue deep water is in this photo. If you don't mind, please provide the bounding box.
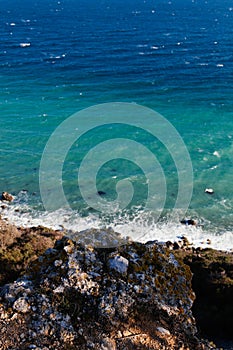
[0,0,233,249]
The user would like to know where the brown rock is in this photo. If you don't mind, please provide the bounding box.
[0,218,64,286]
[1,192,14,202]
[0,221,218,350]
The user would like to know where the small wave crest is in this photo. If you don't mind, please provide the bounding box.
[1,191,233,251]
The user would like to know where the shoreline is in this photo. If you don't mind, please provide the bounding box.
[1,194,233,253]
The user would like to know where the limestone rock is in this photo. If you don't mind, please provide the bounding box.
[108,254,129,274]
[0,233,213,349]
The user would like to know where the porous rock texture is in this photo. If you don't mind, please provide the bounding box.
[0,226,212,350]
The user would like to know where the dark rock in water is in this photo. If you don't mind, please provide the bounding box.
[97,190,106,196]
[181,236,191,246]
[1,191,14,202]
[173,241,182,250]
[171,237,192,251]
[180,219,197,226]
[205,188,214,195]
[172,237,193,251]
[165,240,174,250]
[0,226,213,349]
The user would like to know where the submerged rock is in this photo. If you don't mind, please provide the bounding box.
[0,233,212,349]
[97,190,106,196]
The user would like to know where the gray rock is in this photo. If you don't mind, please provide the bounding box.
[157,326,171,335]
[108,255,129,274]
[0,234,213,349]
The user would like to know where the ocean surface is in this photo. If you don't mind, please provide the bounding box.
[0,0,233,250]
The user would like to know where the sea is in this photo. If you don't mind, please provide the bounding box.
[0,0,233,250]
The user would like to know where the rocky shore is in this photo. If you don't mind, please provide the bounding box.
[0,217,232,349]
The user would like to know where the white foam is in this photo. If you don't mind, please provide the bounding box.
[213,151,220,158]
[198,63,209,66]
[20,43,31,48]
[1,202,233,251]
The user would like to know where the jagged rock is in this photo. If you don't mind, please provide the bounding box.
[166,241,174,250]
[0,234,212,350]
[181,236,191,248]
[173,241,182,250]
[1,192,14,202]
[108,254,129,274]
[69,227,130,248]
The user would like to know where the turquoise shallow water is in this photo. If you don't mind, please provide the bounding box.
[0,0,233,247]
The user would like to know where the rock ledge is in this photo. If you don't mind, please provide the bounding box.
[0,233,212,350]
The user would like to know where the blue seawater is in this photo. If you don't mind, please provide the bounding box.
[0,0,233,248]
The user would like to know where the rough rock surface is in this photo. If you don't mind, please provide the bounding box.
[173,243,233,344]
[0,219,63,286]
[0,233,212,350]
[1,192,14,202]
